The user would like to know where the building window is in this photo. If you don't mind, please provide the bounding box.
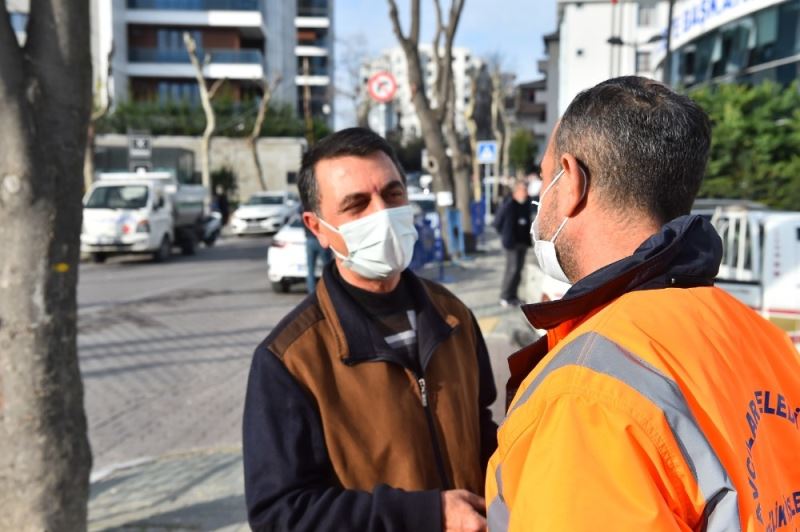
[636,51,651,72]
[637,5,655,27]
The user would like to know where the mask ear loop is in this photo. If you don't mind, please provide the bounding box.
[551,164,589,243]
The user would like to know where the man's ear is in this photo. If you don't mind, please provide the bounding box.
[303,212,329,248]
[558,153,588,218]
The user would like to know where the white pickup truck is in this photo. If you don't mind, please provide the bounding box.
[81,172,208,263]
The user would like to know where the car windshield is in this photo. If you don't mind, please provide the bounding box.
[85,185,149,210]
[247,195,284,206]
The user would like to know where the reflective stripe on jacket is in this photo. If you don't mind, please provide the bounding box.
[487,216,800,531]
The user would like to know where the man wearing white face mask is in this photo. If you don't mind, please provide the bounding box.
[243,128,498,532]
[485,77,800,531]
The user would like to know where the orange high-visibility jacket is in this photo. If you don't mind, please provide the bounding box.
[487,216,800,531]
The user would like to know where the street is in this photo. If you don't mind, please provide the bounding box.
[78,235,303,471]
[78,234,520,474]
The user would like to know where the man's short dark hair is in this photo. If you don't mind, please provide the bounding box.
[298,127,406,214]
[555,76,711,224]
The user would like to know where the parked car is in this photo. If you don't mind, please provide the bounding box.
[267,216,312,293]
[231,191,298,236]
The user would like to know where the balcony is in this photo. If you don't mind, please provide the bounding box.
[130,47,264,64]
[128,0,259,9]
[126,0,263,31]
[127,47,264,79]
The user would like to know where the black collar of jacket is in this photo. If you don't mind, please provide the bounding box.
[317,261,456,372]
[505,215,722,407]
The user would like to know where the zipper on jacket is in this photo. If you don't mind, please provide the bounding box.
[343,355,453,490]
[416,374,452,490]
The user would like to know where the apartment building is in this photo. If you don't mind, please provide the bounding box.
[100,0,289,105]
[295,0,334,124]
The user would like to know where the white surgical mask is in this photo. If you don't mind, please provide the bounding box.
[531,169,571,284]
[318,205,418,280]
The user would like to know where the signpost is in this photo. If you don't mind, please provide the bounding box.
[367,71,398,138]
[477,140,499,225]
[128,131,152,172]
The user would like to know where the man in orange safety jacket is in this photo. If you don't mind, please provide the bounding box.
[486,76,800,531]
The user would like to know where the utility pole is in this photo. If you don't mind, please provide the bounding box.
[664,0,676,85]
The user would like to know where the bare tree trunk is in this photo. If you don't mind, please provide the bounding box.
[356,97,373,128]
[464,69,482,201]
[490,69,505,201]
[302,57,315,145]
[0,1,93,530]
[248,76,281,191]
[184,32,224,207]
[387,0,468,254]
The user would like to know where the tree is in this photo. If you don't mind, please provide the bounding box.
[0,1,93,530]
[508,129,538,176]
[184,31,225,206]
[386,0,474,240]
[336,34,373,128]
[690,81,800,210]
[247,75,282,190]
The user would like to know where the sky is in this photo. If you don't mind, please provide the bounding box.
[333,0,558,128]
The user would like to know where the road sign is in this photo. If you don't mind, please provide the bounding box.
[128,133,152,159]
[476,140,498,164]
[367,71,398,104]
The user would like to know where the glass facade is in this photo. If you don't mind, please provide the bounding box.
[671,0,800,87]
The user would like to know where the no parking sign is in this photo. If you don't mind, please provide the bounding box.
[367,71,398,104]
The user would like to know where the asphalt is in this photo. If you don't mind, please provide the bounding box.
[87,232,536,532]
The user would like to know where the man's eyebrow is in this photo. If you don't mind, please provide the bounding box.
[381,180,405,194]
[336,179,406,213]
[337,192,370,213]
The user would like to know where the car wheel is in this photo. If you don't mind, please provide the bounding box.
[271,280,291,293]
[153,236,171,263]
[91,252,107,264]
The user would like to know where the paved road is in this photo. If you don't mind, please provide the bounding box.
[78,233,523,475]
[78,235,304,471]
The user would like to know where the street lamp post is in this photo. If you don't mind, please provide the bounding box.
[664,0,677,85]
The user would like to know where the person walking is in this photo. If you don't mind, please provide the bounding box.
[493,181,533,307]
[486,76,800,531]
[303,212,331,293]
[244,128,497,532]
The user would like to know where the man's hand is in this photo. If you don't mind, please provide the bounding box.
[441,489,487,532]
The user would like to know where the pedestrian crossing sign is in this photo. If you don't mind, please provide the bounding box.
[477,141,498,164]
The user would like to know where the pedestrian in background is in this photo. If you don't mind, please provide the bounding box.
[493,180,533,307]
[302,208,331,293]
[486,76,800,531]
[244,128,497,532]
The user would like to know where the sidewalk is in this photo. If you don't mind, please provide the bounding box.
[88,231,534,531]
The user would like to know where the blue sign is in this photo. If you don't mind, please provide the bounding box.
[470,200,486,236]
[477,140,498,164]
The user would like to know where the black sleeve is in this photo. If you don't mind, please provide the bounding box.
[492,198,509,232]
[243,343,443,532]
[469,313,498,468]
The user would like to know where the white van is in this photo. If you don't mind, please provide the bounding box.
[81,172,206,263]
[708,205,800,348]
